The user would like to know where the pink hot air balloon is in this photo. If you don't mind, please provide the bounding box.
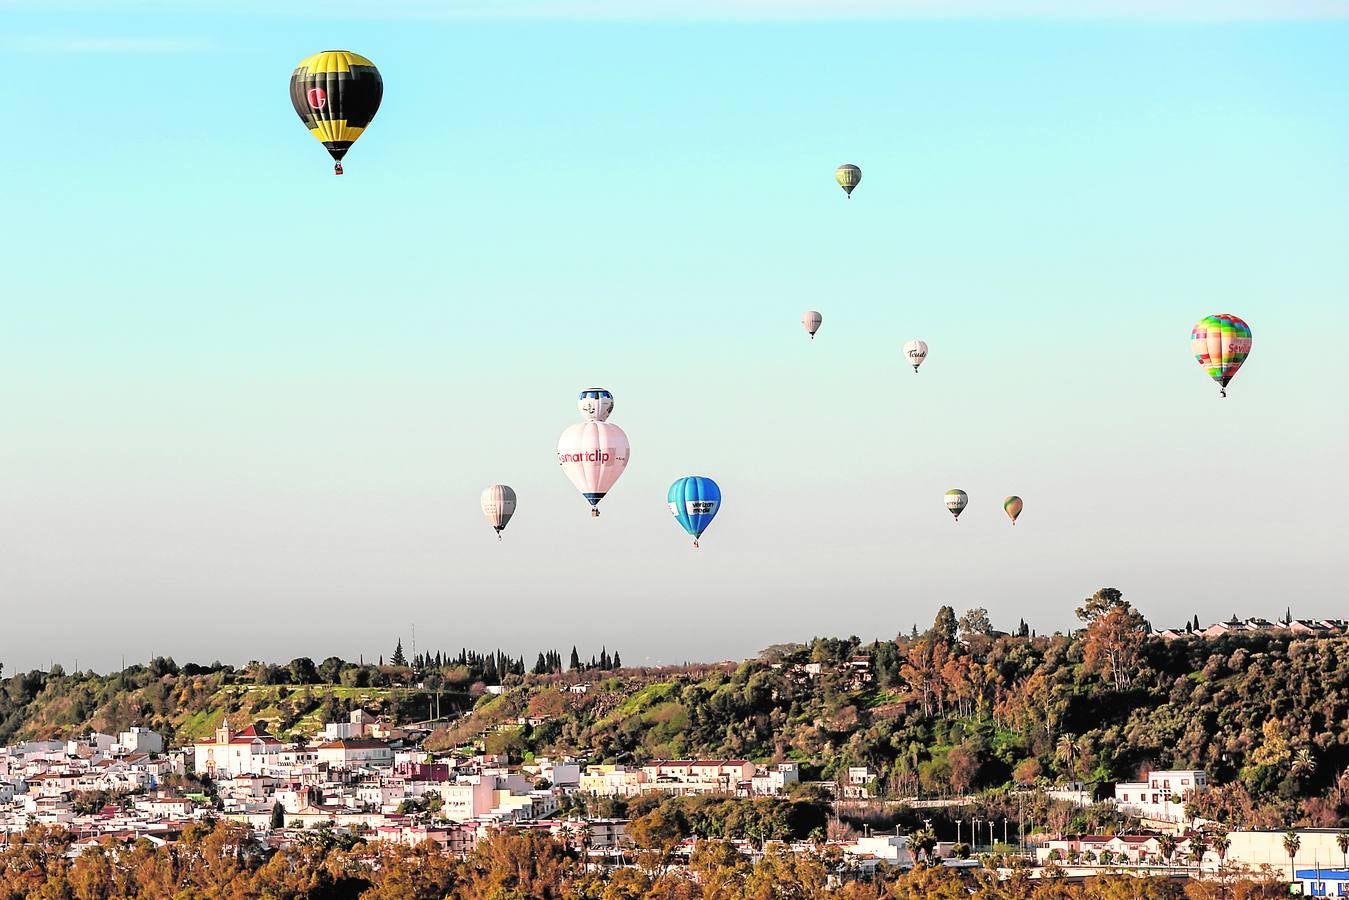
[558,421,630,516]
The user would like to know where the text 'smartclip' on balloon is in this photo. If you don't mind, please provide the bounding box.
[802,311,823,340]
[559,389,629,517]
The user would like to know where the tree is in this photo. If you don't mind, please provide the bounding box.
[569,647,581,671]
[533,653,547,675]
[1283,830,1301,885]
[390,640,407,668]
[612,650,621,669]
[1338,831,1349,870]
[1211,832,1230,875]
[1157,833,1176,866]
[270,802,285,829]
[1291,748,1317,780]
[1188,834,1208,872]
[1076,588,1147,692]
[910,829,938,864]
[930,607,958,644]
[958,608,993,640]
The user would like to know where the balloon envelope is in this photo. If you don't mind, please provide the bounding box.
[945,489,968,520]
[802,311,823,339]
[558,422,630,515]
[835,164,861,197]
[481,485,517,536]
[578,388,614,423]
[1191,314,1252,397]
[668,476,721,546]
[290,50,382,172]
[1004,496,1023,524]
[904,339,928,372]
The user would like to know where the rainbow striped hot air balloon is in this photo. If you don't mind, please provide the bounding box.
[1191,314,1252,398]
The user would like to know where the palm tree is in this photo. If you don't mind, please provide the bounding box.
[1292,748,1317,780]
[1284,830,1301,886]
[1157,833,1177,868]
[1212,832,1230,876]
[1189,834,1209,873]
[1338,830,1349,870]
[1055,734,1078,773]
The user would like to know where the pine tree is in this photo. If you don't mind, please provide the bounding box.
[612,650,621,669]
[599,647,611,669]
[534,653,547,675]
[1285,606,1293,626]
[391,640,407,667]
[569,646,581,671]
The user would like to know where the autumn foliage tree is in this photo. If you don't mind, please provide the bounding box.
[1076,587,1148,692]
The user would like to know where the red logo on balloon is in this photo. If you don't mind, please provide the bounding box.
[307,87,327,110]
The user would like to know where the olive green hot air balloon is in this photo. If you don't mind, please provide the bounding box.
[835,163,861,198]
[290,50,383,175]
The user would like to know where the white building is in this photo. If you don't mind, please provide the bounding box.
[846,835,915,868]
[117,727,164,755]
[1114,769,1206,824]
[193,722,283,777]
[316,739,394,770]
[434,777,498,822]
[751,763,800,796]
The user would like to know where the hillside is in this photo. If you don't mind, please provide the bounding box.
[425,592,1349,830]
[5,590,1349,831]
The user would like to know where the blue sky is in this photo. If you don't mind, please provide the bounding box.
[1,2,1346,673]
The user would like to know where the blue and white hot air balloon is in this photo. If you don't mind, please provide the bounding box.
[668,475,721,548]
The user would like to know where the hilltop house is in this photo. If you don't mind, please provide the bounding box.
[1114,769,1206,824]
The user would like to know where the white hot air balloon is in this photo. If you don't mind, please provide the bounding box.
[577,388,614,423]
[558,421,630,517]
[481,485,517,540]
[904,339,928,372]
[802,311,823,340]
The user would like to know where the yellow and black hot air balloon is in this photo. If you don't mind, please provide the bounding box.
[289,50,383,175]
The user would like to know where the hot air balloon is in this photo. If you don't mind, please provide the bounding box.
[290,50,383,175]
[802,311,823,340]
[835,164,861,198]
[668,475,721,548]
[904,340,928,372]
[945,489,968,522]
[1004,496,1023,525]
[481,485,517,540]
[558,421,629,516]
[578,388,614,423]
[1191,314,1252,398]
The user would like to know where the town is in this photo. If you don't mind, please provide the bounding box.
[4,606,1348,895]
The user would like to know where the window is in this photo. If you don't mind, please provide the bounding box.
[1181,778,1189,786]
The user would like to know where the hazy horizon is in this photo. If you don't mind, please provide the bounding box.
[2,5,1346,675]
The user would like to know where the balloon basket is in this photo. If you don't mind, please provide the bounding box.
[334,163,344,176]
[591,509,599,518]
